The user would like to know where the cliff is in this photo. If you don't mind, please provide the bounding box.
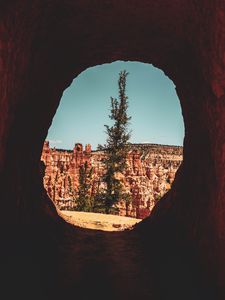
[41,141,183,219]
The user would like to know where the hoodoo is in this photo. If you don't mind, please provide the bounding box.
[0,1,224,299]
[41,141,182,218]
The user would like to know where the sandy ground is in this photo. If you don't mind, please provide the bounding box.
[59,210,142,231]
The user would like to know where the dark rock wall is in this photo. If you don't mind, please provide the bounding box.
[0,1,224,299]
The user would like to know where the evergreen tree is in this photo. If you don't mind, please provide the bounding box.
[68,175,76,210]
[76,161,94,211]
[101,70,131,214]
[68,175,73,195]
[53,170,59,203]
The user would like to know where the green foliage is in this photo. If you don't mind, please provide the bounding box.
[154,194,161,205]
[68,176,73,194]
[100,70,131,213]
[68,175,77,210]
[53,170,59,202]
[123,192,132,216]
[92,193,111,213]
[75,161,94,212]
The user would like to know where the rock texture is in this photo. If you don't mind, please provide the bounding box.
[0,1,224,299]
[41,141,182,218]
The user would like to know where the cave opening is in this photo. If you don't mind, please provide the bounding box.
[1,2,224,298]
[41,61,184,231]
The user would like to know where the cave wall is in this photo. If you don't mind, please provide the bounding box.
[0,0,224,298]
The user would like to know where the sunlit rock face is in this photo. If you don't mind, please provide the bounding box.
[0,1,224,299]
[41,141,182,218]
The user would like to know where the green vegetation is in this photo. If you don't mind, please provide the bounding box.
[99,70,131,214]
[53,171,59,203]
[75,161,94,211]
[74,70,132,214]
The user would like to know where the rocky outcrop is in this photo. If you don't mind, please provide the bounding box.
[41,141,182,218]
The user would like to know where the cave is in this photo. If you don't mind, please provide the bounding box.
[0,1,224,299]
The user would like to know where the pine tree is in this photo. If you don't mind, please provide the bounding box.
[68,175,76,210]
[76,161,94,211]
[53,170,59,204]
[101,70,131,214]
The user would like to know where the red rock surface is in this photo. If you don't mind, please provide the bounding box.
[41,141,182,218]
[0,1,224,299]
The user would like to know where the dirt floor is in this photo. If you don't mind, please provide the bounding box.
[58,210,142,231]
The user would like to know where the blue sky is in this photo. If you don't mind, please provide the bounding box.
[47,61,184,150]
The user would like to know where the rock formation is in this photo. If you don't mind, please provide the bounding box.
[41,141,183,218]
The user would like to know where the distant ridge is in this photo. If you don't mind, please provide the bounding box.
[130,142,183,148]
[52,142,183,154]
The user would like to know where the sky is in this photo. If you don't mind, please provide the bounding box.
[47,61,184,150]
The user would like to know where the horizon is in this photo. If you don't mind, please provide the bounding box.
[45,140,184,152]
[47,61,185,149]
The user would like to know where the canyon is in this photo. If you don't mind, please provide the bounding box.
[41,141,183,219]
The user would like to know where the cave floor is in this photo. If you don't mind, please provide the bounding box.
[1,220,216,300]
[51,224,214,300]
